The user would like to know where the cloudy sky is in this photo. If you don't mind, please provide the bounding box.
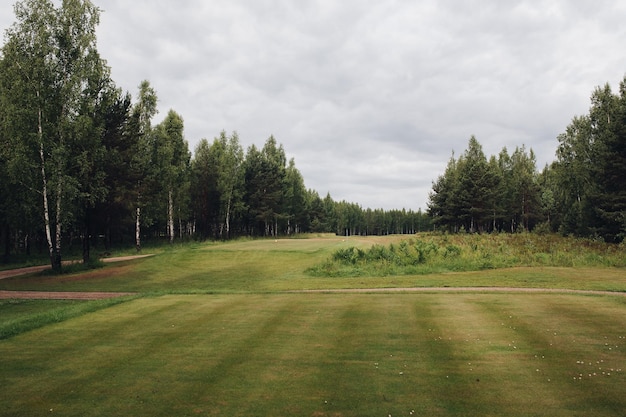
[2,1,625,210]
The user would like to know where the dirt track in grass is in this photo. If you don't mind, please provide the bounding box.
[1,286,624,300]
[0,290,137,299]
[0,255,152,299]
[0,255,153,280]
[291,287,626,296]
[1,253,624,299]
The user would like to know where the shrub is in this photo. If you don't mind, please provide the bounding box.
[309,233,626,278]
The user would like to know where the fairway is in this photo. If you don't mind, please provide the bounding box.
[1,292,625,416]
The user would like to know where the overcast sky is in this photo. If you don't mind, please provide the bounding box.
[2,1,625,210]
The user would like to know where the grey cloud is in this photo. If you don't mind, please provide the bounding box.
[1,0,625,210]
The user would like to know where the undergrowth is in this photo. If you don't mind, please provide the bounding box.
[306,233,626,277]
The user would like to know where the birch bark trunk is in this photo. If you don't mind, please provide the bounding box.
[168,189,174,243]
[135,204,141,252]
[37,99,61,270]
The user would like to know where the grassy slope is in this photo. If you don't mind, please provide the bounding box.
[1,235,625,416]
[0,235,624,293]
[1,294,625,416]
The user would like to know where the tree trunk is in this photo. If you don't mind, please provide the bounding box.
[135,205,141,252]
[38,102,58,271]
[168,188,174,243]
[1,223,9,264]
[225,195,232,239]
[82,207,90,264]
[52,178,63,271]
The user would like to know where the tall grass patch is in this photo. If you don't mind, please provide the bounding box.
[308,233,626,277]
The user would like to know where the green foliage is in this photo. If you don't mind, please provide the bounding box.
[310,233,626,277]
[554,79,626,243]
[429,137,543,233]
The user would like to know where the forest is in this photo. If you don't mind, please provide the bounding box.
[428,83,626,243]
[0,0,624,271]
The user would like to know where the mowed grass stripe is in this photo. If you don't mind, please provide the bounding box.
[480,294,626,415]
[1,294,626,416]
[428,294,571,415]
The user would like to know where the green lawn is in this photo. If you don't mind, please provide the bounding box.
[1,235,625,293]
[1,293,625,416]
[1,235,625,416]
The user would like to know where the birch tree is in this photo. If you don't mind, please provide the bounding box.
[1,0,104,270]
[153,110,190,243]
[130,80,158,251]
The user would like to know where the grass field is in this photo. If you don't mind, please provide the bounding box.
[1,234,625,416]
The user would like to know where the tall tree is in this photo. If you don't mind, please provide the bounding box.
[1,0,106,270]
[509,146,541,231]
[129,80,158,251]
[283,158,308,234]
[214,132,244,238]
[190,138,219,239]
[244,136,286,236]
[428,152,461,232]
[91,88,134,249]
[152,110,190,243]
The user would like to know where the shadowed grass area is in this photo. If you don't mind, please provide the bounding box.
[1,293,625,416]
[0,296,138,340]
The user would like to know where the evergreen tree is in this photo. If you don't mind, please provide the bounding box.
[554,79,626,242]
[243,137,286,236]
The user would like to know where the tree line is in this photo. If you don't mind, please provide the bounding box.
[428,78,626,243]
[0,0,429,269]
[1,1,623,271]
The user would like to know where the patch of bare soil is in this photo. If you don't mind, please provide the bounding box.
[291,287,626,296]
[0,255,153,280]
[0,290,136,300]
[0,255,151,299]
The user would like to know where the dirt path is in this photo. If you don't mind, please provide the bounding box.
[0,255,152,300]
[292,287,626,296]
[0,255,153,280]
[0,290,136,300]
[1,286,624,300]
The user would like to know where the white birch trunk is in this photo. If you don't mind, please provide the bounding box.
[38,102,55,267]
[225,194,232,239]
[135,205,141,252]
[168,188,174,243]
[54,178,62,265]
